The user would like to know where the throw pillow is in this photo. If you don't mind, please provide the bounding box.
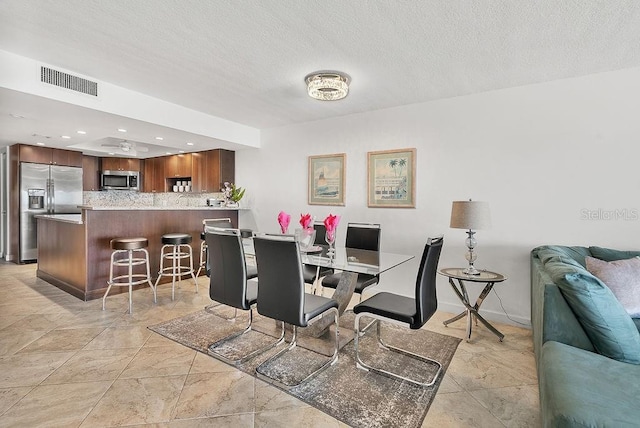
[586,256,640,318]
[545,258,640,364]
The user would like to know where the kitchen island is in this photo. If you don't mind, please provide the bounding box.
[36,206,239,300]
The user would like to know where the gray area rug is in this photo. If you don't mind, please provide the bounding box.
[149,307,461,428]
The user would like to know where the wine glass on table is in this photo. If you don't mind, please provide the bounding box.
[325,230,336,258]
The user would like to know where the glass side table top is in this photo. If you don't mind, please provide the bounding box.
[438,268,507,282]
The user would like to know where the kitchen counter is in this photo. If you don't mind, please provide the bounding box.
[37,206,239,300]
[79,205,245,211]
[34,214,83,224]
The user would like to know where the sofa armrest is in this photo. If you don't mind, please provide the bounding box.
[540,341,640,428]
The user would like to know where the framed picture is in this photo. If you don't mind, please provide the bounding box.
[367,148,416,208]
[308,153,346,206]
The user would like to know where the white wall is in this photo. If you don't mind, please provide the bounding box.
[237,66,640,326]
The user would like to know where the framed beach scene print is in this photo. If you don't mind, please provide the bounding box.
[367,148,416,208]
[308,153,345,206]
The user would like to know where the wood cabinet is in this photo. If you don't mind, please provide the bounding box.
[19,144,82,167]
[82,155,100,191]
[142,157,166,192]
[101,157,140,172]
[193,149,235,193]
[165,153,192,178]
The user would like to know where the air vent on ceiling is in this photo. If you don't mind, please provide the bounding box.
[40,66,98,96]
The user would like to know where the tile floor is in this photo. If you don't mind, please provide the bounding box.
[0,261,540,427]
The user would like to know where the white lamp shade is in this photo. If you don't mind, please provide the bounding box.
[450,200,491,230]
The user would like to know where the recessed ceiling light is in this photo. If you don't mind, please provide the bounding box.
[179,150,185,153]
[61,135,71,139]
[9,113,25,119]
[155,137,163,140]
[165,152,172,155]
[77,130,86,134]
[186,142,194,146]
[36,142,45,146]
[118,128,127,133]
[108,152,115,155]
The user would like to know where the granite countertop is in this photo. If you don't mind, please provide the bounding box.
[35,214,83,224]
[79,205,246,211]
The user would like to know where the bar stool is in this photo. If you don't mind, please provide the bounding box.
[154,233,198,300]
[102,237,155,314]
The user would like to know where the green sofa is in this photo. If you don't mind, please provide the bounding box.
[531,245,640,428]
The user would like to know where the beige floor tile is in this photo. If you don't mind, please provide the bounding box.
[42,348,139,384]
[254,379,307,412]
[0,313,63,332]
[0,329,47,356]
[254,406,342,427]
[422,390,505,427]
[18,327,105,353]
[80,376,186,427]
[53,310,124,330]
[470,384,541,427]
[436,373,465,394]
[83,325,152,350]
[0,386,33,415]
[0,315,29,331]
[0,381,112,427]
[0,351,75,388]
[173,371,255,419]
[168,413,254,427]
[119,345,196,379]
[188,351,239,374]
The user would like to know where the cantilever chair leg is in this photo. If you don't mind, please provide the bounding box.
[354,313,442,388]
[208,311,286,365]
[256,307,339,389]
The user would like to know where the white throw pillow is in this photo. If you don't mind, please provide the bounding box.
[586,256,640,318]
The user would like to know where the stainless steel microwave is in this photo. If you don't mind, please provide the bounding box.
[101,170,139,191]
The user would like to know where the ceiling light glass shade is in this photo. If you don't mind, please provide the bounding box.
[305,71,350,101]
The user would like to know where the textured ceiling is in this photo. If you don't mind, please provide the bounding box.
[1,1,640,145]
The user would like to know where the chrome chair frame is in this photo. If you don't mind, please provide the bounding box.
[353,236,444,388]
[253,234,340,389]
[103,246,155,314]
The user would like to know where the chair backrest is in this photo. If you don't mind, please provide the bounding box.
[312,222,328,245]
[203,217,233,231]
[345,223,381,251]
[413,236,444,329]
[253,235,306,326]
[205,228,250,310]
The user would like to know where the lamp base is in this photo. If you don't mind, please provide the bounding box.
[462,265,481,275]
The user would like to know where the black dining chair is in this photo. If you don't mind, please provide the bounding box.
[302,222,334,292]
[321,223,381,301]
[253,234,340,389]
[205,228,284,365]
[353,236,444,387]
[199,218,258,280]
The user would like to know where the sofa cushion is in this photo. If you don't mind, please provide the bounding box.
[540,341,640,428]
[545,258,640,364]
[589,246,640,262]
[586,256,640,318]
[535,245,591,268]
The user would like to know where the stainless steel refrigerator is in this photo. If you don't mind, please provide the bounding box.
[20,162,83,262]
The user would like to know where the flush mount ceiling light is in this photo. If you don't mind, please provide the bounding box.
[305,71,350,101]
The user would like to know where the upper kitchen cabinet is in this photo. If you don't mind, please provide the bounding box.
[192,149,235,193]
[142,157,166,192]
[165,153,192,178]
[82,155,100,191]
[101,157,141,172]
[19,144,83,167]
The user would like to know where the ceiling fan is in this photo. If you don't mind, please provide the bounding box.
[100,140,149,153]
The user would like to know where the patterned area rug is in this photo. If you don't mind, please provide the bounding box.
[149,307,461,428]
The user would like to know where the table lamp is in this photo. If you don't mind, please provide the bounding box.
[450,200,491,275]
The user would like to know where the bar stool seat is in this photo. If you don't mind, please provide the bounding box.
[154,233,198,300]
[102,237,155,314]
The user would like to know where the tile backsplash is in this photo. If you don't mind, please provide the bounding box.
[83,191,225,207]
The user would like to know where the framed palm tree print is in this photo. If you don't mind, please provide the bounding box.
[308,153,346,206]
[367,148,416,208]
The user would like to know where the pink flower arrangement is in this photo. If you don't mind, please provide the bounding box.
[299,213,313,230]
[324,214,340,242]
[277,211,291,234]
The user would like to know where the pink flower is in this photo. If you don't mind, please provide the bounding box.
[299,213,313,230]
[277,211,291,234]
[324,214,340,241]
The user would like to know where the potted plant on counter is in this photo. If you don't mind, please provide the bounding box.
[222,182,245,208]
